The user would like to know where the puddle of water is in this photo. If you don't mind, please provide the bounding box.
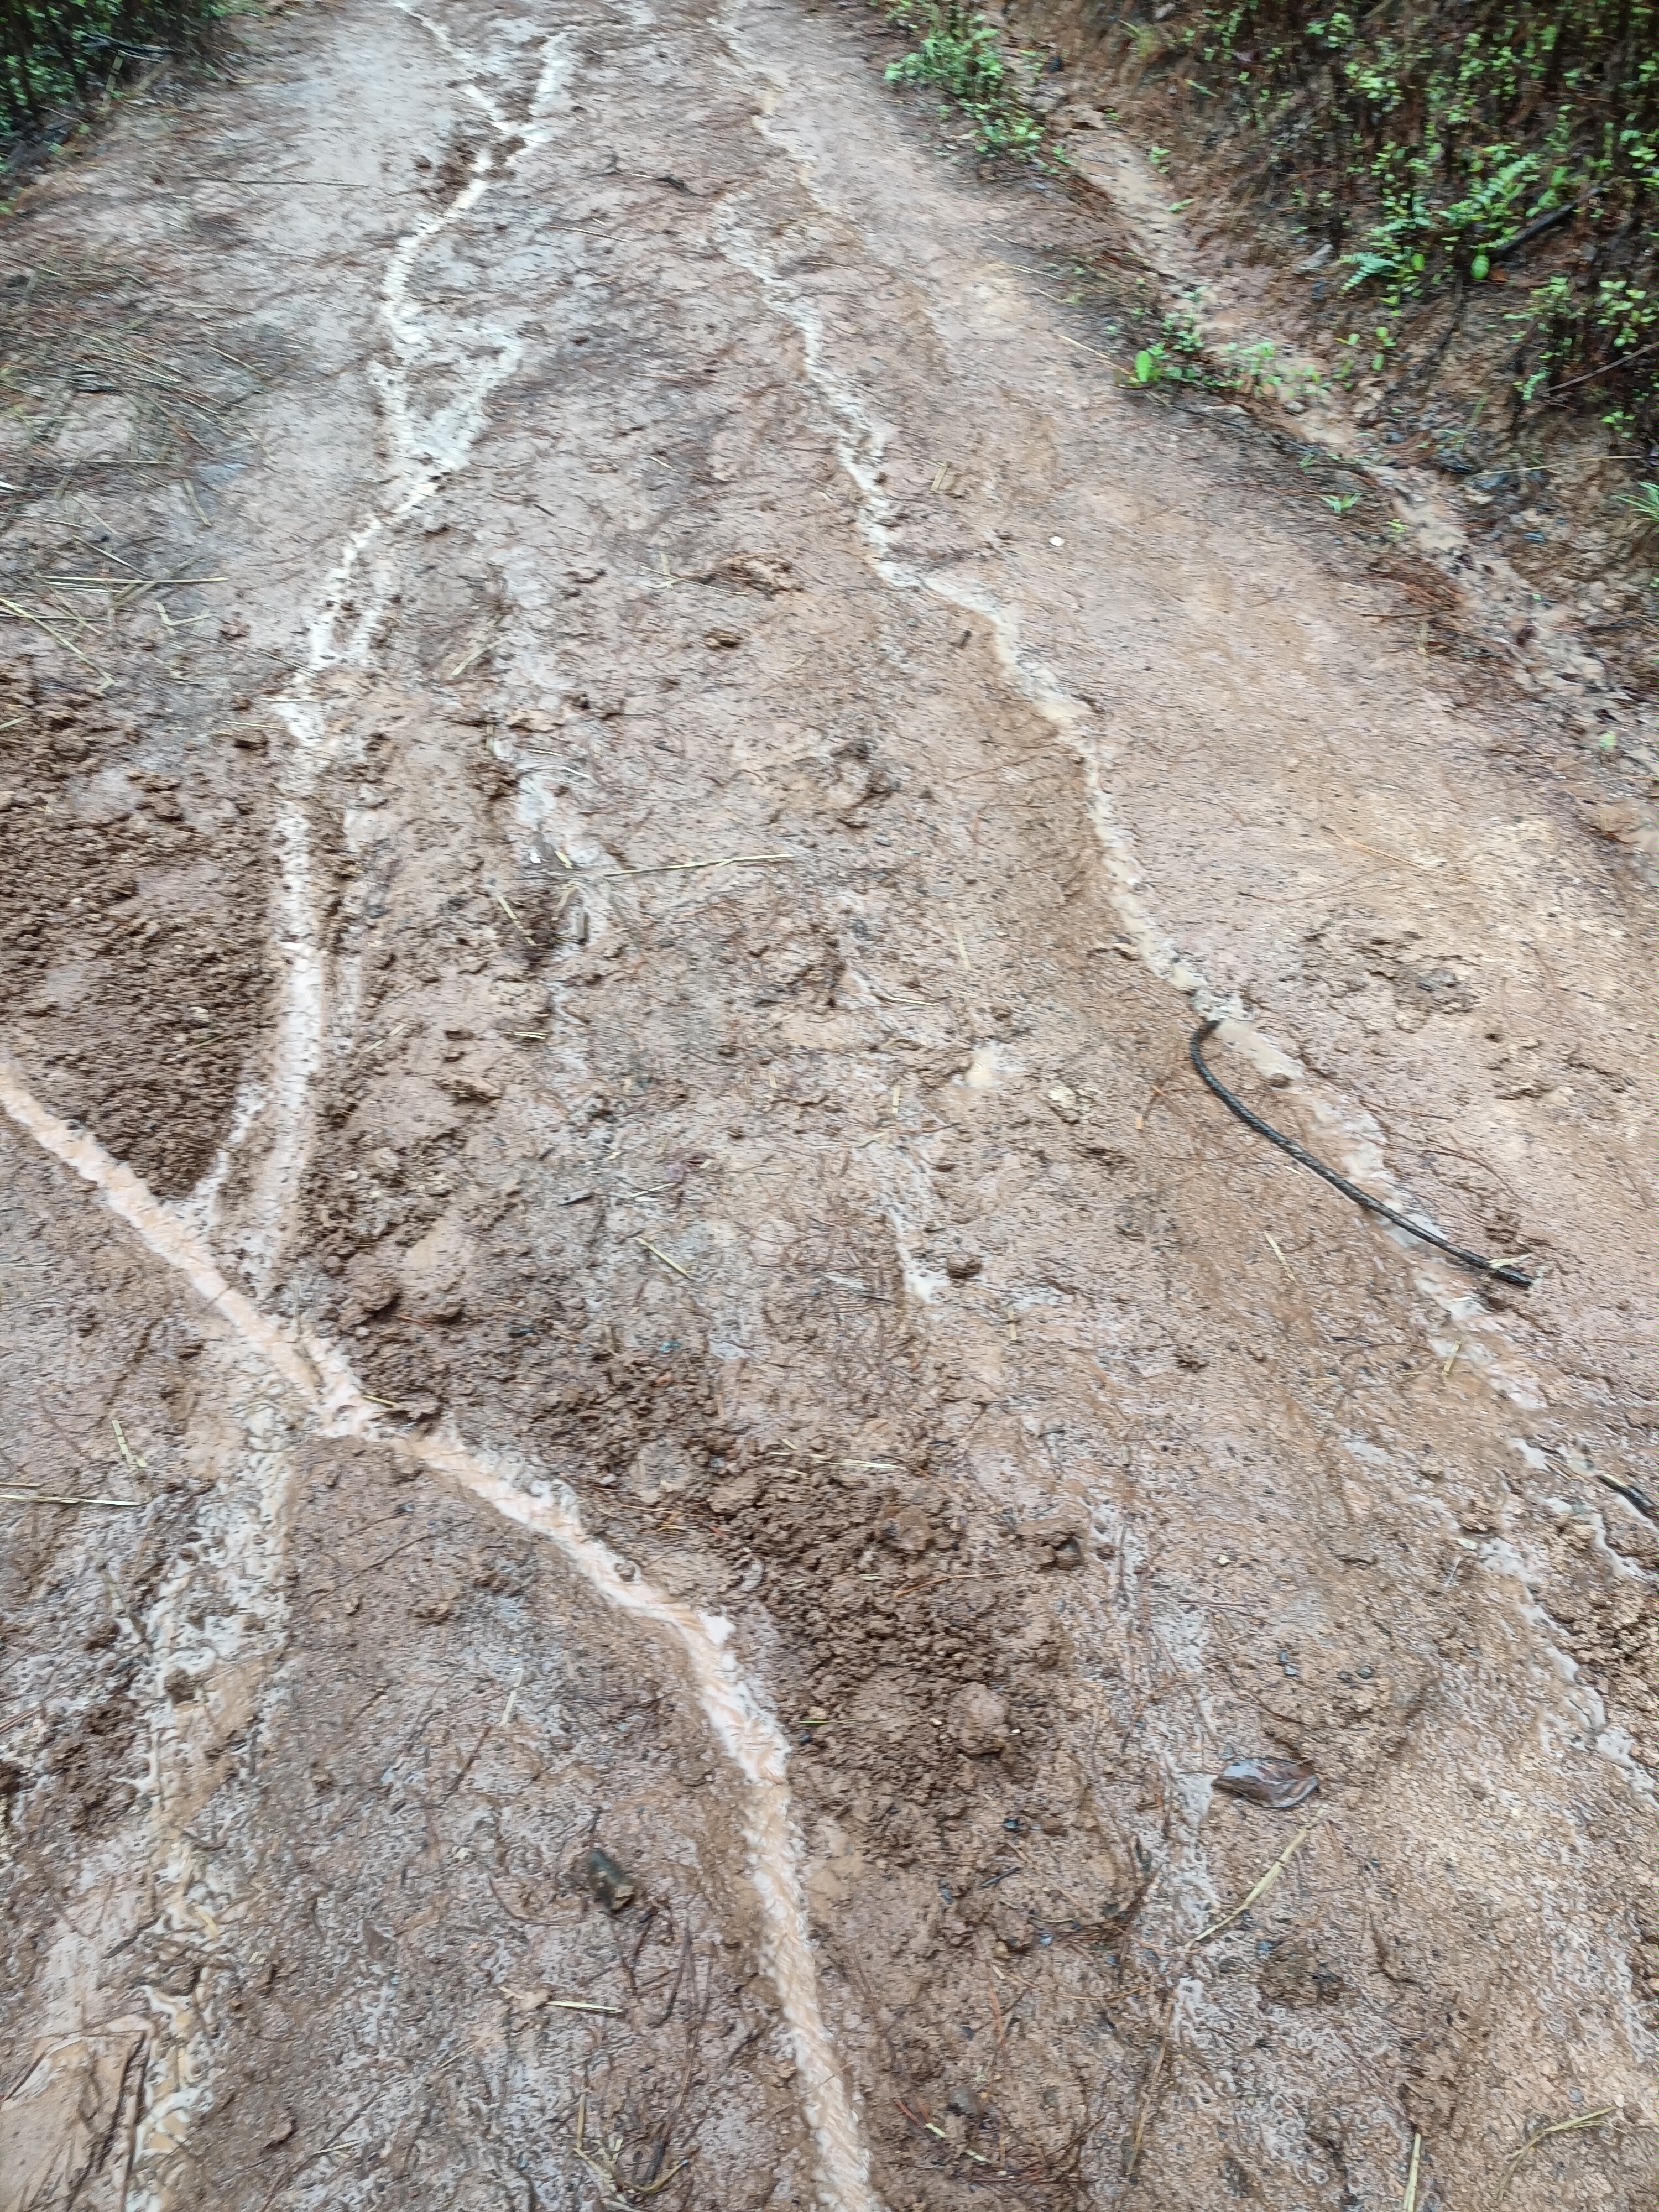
[957,1042,1002,1091]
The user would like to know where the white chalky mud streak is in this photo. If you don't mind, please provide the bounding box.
[212,10,575,1284]
[713,53,1547,1419]
[127,1377,303,2181]
[0,1058,882,2212]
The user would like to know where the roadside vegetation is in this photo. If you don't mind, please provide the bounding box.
[0,0,218,150]
[1102,1,1659,449]
[885,0,1046,157]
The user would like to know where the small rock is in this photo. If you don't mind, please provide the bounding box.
[163,1667,200,1703]
[950,1682,1009,1757]
[882,1504,933,1556]
[704,627,743,649]
[263,2112,296,2151]
[945,1253,982,1281]
[708,1470,759,1516]
[1025,1517,1084,1569]
[584,1845,637,1911]
[1045,1083,1082,1124]
[447,1072,502,1104]
[1215,1755,1318,1809]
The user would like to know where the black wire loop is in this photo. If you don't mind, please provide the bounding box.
[1189,1020,1533,1291]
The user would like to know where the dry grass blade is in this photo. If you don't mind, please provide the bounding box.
[573,2085,697,2208]
[636,1237,692,1280]
[0,595,109,674]
[1264,1231,1297,1280]
[1123,1817,1321,2177]
[1402,2131,1422,2212]
[1191,1817,1318,1947]
[493,891,535,942]
[1498,2106,1616,2201]
[592,853,792,879]
[2,1488,143,1508]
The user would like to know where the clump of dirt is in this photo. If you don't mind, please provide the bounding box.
[0,252,288,1192]
[1536,1495,1659,1772]
[0,666,273,1191]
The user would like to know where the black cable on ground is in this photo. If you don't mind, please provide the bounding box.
[1189,1019,1533,1290]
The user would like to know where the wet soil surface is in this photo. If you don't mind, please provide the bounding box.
[3,3,1659,2209]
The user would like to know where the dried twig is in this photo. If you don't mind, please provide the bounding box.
[636,1238,691,1280]
[1,1488,143,1508]
[1498,2106,1616,2201]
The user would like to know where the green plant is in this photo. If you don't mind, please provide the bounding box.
[886,0,1042,156]
[1615,481,1659,531]
[1323,489,1361,513]
[1191,0,1659,441]
[1219,336,1282,393]
[0,0,217,138]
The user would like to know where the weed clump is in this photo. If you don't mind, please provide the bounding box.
[1134,0,1659,440]
[0,0,218,148]
[885,0,1044,157]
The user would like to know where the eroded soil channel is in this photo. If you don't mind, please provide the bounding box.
[3,2,1659,2209]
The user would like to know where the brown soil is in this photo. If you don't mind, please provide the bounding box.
[3,3,1659,2210]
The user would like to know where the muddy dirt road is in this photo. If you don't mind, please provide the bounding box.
[3,2,1659,2206]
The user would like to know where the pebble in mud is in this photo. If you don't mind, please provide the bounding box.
[949,1683,1009,1757]
[583,1844,638,1912]
[1214,1756,1319,1810]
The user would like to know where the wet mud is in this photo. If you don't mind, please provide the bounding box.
[3,1,1659,2208]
